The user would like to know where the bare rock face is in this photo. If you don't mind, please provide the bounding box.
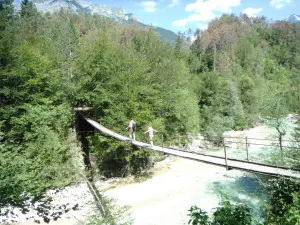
[13,0,177,44]
[0,183,97,224]
[286,14,300,23]
[14,0,133,22]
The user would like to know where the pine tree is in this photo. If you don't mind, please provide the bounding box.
[0,0,14,67]
[21,0,35,17]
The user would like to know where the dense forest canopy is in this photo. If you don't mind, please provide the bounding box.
[0,0,300,223]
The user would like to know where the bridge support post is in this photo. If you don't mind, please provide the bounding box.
[75,112,93,170]
[161,135,164,150]
[223,138,228,171]
[78,132,92,170]
[246,137,249,161]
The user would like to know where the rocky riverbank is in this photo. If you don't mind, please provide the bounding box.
[3,156,245,225]
[7,116,297,225]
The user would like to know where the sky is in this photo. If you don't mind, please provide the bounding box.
[92,0,299,33]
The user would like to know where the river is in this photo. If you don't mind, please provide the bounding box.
[104,157,267,225]
[6,115,298,225]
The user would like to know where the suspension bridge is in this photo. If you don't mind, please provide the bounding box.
[82,117,300,179]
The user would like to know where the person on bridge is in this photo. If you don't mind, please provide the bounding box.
[126,119,136,141]
[144,125,158,147]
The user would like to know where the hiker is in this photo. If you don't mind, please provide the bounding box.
[144,125,158,147]
[126,119,136,141]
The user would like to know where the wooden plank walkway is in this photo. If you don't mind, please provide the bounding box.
[86,118,300,179]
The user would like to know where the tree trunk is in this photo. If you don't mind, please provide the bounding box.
[275,121,285,164]
[213,43,216,72]
[279,134,283,162]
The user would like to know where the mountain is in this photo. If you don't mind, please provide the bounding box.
[286,14,300,23]
[14,0,178,45]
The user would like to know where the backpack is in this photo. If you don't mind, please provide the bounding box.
[132,121,136,129]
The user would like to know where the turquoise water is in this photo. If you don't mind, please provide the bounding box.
[200,117,299,223]
[211,174,268,224]
[185,116,299,224]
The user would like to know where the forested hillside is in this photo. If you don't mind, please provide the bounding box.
[1,0,300,222]
[187,14,300,136]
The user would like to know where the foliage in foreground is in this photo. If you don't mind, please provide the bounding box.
[265,177,300,225]
[188,199,252,225]
[187,177,300,225]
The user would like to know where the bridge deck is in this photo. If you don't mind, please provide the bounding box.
[85,119,300,179]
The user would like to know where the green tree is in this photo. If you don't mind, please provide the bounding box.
[265,178,300,224]
[21,0,36,18]
[188,205,210,225]
[262,89,289,161]
[228,80,248,129]
[0,104,78,206]
[188,199,252,225]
